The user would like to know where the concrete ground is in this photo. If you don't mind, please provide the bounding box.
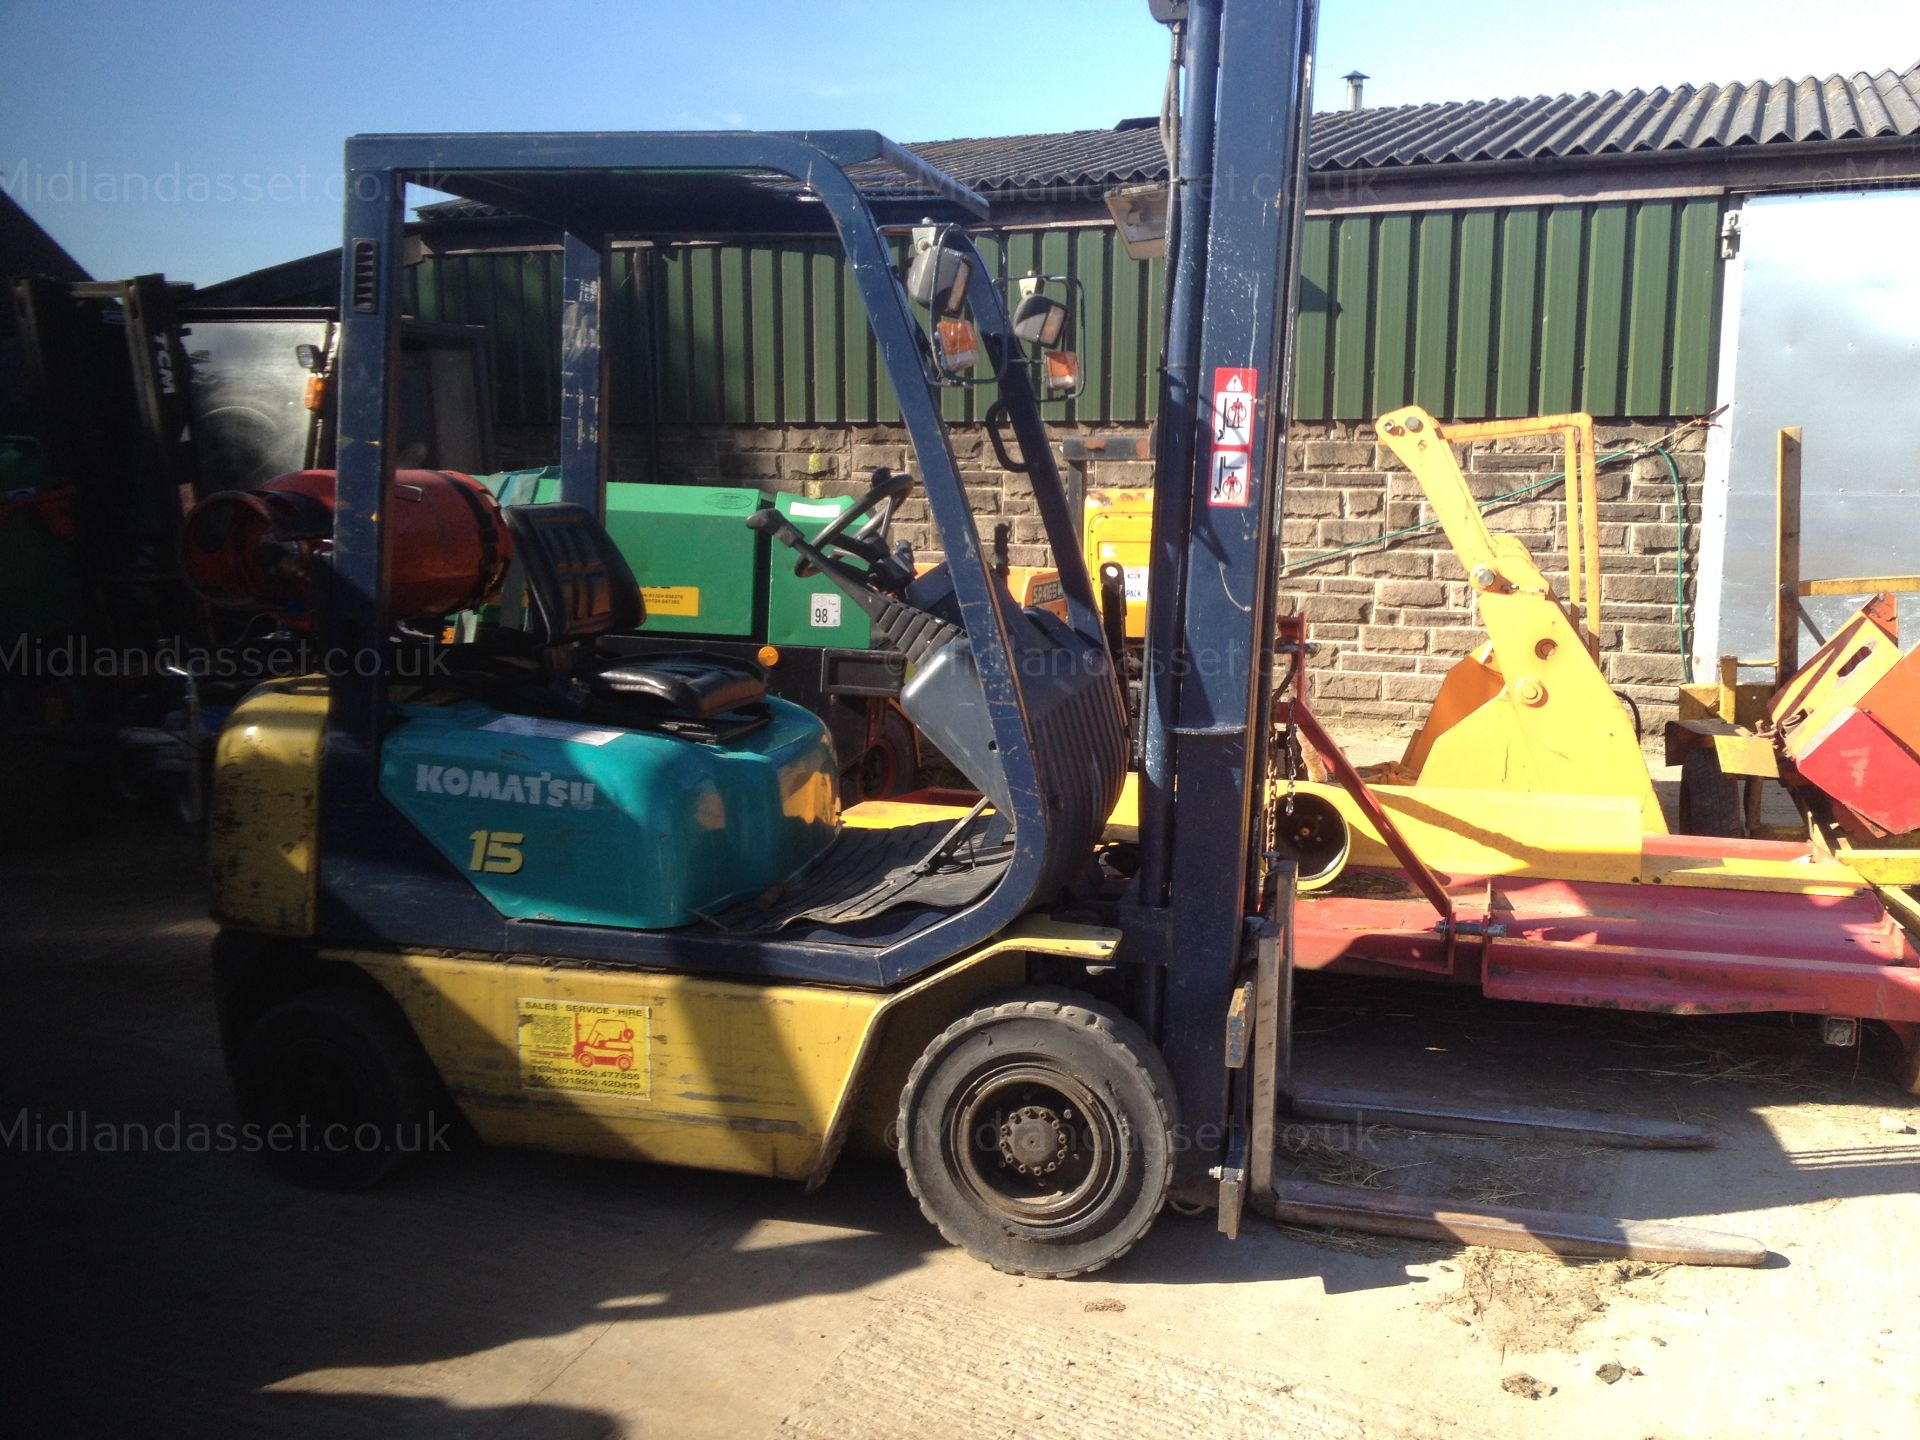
[6,808,1918,1440]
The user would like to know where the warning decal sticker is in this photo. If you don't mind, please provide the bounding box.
[479,714,624,747]
[1213,376,1254,448]
[517,998,652,1100]
[641,584,701,617]
[1207,366,1259,508]
[1210,451,1251,507]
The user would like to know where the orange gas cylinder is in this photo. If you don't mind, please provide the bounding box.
[180,469,512,625]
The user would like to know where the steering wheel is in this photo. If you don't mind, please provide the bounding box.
[746,466,923,606]
[796,467,914,577]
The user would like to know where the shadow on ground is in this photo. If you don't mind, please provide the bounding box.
[4,812,1915,1433]
[4,816,944,1436]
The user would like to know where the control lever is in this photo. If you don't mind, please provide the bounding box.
[1098,561,1128,665]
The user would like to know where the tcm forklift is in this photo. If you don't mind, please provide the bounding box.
[5,272,494,829]
[204,0,1764,1275]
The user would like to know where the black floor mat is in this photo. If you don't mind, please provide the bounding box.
[702,813,1013,934]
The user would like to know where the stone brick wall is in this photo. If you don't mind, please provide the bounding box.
[498,414,1703,736]
[1280,420,1705,736]
[497,419,1156,569]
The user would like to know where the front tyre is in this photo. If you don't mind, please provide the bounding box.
[896,992,1176,1278]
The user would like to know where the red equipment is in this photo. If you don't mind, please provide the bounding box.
[1772,598,1920,837]
[180,469,511,625]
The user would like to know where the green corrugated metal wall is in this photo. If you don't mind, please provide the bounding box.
[403,197,1719,429]
[1291,197,1723,422]
[403,231,1166,429]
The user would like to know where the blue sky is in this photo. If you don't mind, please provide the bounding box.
[4,0,1917,285]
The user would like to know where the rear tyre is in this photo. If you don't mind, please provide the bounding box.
[897,992,1176,1278]
[1678,748,1745,838]
[234,987,441,1190]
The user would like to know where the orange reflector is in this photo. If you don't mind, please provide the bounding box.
[1044,350,1080,394]
[757,644,781,667]
[937,319,980,372]
[303,375,327,411]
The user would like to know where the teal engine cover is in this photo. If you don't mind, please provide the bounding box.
[380,697,840,928]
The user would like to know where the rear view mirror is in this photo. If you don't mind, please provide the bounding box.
[1004,273,1087,403]
[905,238,970,316]
[1012,294,1071,350]
[294,343,324,373]
[1104,183,1169,260]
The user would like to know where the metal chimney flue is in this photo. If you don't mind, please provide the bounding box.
[1343,70,1368,111]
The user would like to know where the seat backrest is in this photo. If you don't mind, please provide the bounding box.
[502,503,644,645]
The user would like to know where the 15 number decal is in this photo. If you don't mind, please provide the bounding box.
[467,830,525,874]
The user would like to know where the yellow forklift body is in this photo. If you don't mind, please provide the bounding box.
[336,921,1119,1183]
[208,678,327,936]
[202,679,1135,1184]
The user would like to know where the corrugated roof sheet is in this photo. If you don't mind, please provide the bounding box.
[912,63,1920,192]
[417,64,1920,221]
[1313,65,1920,170]
[906,125,1167,193]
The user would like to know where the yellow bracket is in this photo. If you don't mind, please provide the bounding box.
[1374,406,1664,835]
[1435,411,1603,659]
[1800,574,1920,597]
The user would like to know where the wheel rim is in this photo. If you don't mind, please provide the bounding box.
[945,1058,1123,1232]
[1274,793,1350,889]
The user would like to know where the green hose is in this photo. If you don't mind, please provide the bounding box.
[1651,444,1692,683]
[1281,441,1692,682]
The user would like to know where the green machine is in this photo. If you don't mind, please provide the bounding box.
[619,485,763,638]
[0,436,80,644]
[766,491,873,649]
[489,469,764,638]
[481,470,916,796]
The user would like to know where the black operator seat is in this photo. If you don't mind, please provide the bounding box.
[500,502,766,721]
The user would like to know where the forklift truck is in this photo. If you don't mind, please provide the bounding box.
[206,1,1765,1275]
[206,122,1160,1277]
